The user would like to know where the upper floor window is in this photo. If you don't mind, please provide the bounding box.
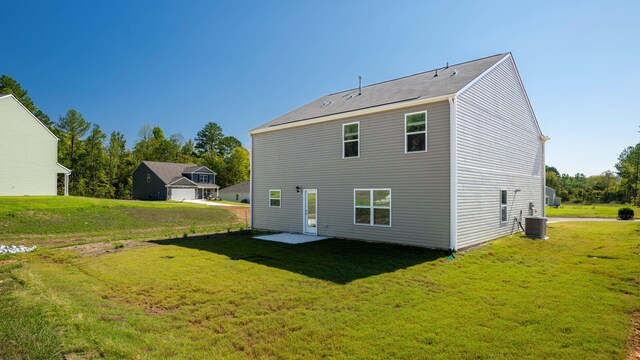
[198,174,208,183]
[405,111,427,153]
[343,122,359,158]
[269,189,281,208]
[501,190,508,223]
[146,174,151,183]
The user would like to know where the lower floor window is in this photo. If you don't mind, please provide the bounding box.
[354,189,391,226]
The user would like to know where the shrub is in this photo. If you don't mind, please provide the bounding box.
[618,207,634,220]
[113,242,124,249]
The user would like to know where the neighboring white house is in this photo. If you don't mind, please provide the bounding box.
[250,53,547,250]
[545,186,561,206]
[0,94,70,196]
[219,181,250,203]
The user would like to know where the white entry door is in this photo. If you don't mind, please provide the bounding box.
[303,189,317,235]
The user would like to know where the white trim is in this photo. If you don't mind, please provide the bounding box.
[342,121,360,159]
[166,176,198,187]
[0,94,59,141]
[190,165,217,175]
[500,190,508,223]
[56,163,71,174]
[448,96,457,251]
[303,189,318,235]
[540,135,549,217]
[269,189,281,208]
[456,53,511,96]
[353,188,392,227]
[507,55,543,136]
[404,111,427,154]
[456,53,543,137]
[250,137,254,227]
[249,94,452,135]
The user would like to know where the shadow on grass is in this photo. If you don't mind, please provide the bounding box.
[151,233,446,284]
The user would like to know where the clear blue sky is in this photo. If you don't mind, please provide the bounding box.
[2,1,639,176]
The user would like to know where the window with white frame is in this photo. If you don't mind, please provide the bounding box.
[501,190,508,223]
[146,174,151,183]
[354,189,391,226]
[269,189,281,208]
[343,122,359,158]
[405,111,427,153]
[199,174,208,183]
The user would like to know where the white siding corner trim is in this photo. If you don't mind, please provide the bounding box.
[448,96,457,251]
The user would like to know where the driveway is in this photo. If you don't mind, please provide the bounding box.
[182,199,235,207]
[547,217,639,223]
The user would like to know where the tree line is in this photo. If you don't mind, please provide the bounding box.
[546,143,640,204]
[1,75,249,199]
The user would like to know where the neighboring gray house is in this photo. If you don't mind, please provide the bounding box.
[545,186,561,206]
[250,53,547,250]
[132,161,219,200]
[219,181,250,203]
[0,94,71,196]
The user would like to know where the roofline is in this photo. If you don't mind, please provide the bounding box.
[189,165,217,175]
[323,52,508,97]
[0,94,59,141]
[455,52,542,136]
[56,163,71,174]
[166,176,198,187]
[249,94,453,135]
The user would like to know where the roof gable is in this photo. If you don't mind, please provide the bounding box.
[167,176,198,187]
[0,94,58,141]
[137,161,195,184]
[220,181,249,193]
[251,53,509,133]
[183,165,216,175]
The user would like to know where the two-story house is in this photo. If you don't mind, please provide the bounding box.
[249,53,547,250]
[132,161,219,200]
[0,94,71,196]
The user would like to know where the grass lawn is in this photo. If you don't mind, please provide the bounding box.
[0,196,246,247]
[546,203,635,218]
[1,222,638,358]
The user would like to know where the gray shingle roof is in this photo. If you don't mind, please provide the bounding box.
[142,161,196,184]
[220,181,250,194]
[252,53,508,132]
[167,176,198,187]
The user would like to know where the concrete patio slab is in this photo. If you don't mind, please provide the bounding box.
[253,233,331,244]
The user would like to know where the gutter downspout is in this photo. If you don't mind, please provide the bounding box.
[540,135,550,217]
[449,96,458,251]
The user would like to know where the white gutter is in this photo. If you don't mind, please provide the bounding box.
[448,96,458,251]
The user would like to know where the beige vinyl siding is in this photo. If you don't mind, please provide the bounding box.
[252,101,450,249]
[455,57,543,249]
[0,97,59,196]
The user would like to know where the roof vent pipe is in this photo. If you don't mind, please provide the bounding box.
[358,75,362,95]
[446,62,449,69]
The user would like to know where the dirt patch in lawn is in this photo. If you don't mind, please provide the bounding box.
[64,240,158,257]
[630,311,640,360]
[225,206,250,225]
[0,259,18,266]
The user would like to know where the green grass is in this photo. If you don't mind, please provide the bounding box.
[214,199,250,207]
[546,203,634,218]
[0,196,245,247]
[1,222,638,358]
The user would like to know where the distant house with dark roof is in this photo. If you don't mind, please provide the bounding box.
[250,52,548,250]
[132,161,219,200]
[219,181,250,203]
